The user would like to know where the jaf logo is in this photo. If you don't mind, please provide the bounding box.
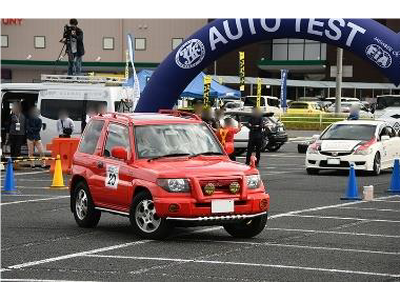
[175,39,206,69]
[365,44,392,69]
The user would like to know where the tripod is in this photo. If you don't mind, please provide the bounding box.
[53,42,66,74]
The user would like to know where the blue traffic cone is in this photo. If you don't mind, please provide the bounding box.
[388,159,400,194]
[2,158,17,194]
[341,164,361,201]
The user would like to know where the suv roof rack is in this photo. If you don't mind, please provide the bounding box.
[41,74,126,85]
[158,109,202,121]
[110,112,134,123]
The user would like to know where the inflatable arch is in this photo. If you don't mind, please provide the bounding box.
[136,18,400,112]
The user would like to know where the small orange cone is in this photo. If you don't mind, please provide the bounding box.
[51,155,66,189]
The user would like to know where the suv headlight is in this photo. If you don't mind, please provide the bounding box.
[246,175,261,189]
[157,179,190,193]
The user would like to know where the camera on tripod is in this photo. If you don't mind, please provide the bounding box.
[61,24,76,44]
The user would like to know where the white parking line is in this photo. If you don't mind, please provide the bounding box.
[1,278,67,282]
[3,240,150,272]
[339,207,400,213]
[84,254,400,278]
[0,196,69,206]
[176,239,400,255]
[0,227,219,273]
[286,214,400,223]
[269,200,361,219]
[267,227,400,238]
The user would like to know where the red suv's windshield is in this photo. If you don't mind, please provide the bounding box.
[135,123,223,159]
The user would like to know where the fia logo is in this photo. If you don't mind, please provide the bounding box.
[365,44,392,69]
[175,39,206,69]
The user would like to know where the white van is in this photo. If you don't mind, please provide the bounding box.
[1,75,133,150]
[243,96,282,115]
[375,95,400,134]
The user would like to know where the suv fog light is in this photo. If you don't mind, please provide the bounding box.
[168,204,180,213]
[229,182,240,194]
[260,198,269,210]
[204,183,215,195]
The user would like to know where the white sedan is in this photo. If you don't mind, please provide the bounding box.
[306,120,399,175]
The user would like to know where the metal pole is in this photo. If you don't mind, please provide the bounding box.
[214,60,217,76]
[335,48,343,114]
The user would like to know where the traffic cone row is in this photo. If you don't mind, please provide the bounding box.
[341,159,400,200]
[2,155,67,193]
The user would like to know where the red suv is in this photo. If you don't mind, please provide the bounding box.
[70,111,270,239]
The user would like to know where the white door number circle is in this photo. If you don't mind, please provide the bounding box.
[105,165,119,188]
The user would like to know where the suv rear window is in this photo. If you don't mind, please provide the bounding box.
[79,120,104,154]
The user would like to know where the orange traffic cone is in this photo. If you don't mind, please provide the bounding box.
[50,155,67,189]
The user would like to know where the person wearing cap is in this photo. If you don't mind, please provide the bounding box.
[217,117,241,161]
[245,107,266,167]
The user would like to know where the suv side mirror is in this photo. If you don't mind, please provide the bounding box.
[381,135,390,142]
[111,146,128,160]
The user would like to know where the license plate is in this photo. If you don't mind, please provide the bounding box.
[327,158,340,165]
[211,200,234,214]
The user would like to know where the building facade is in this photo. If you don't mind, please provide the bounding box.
[1,18,207,82]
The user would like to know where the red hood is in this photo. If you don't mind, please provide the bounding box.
[135,157,254,179]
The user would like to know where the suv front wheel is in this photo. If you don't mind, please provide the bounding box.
[129,191,173,239]
[223,214,267,238]
[72,181,101,228]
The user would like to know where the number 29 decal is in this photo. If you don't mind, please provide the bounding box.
[105,165,119,189]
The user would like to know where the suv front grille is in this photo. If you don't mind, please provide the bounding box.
[199,178,241,196]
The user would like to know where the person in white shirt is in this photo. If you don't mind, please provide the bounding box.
[57,110,75,138]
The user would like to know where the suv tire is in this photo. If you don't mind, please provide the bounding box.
[72,181,101,228]
[129,191,173,239]
[223,214,267,238]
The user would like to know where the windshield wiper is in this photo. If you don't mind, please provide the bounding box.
[189,151,223,158]
[148,153,191,161]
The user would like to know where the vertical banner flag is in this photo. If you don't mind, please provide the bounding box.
[280,69,289,112]
[256,78,262,108]
[203,75,212,107]
[127,34,140,110]
[124,50,129,80]
[239,51,245,92]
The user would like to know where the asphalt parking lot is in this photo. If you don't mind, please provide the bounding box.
[1,132,399,282]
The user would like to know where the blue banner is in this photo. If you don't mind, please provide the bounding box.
[280,69,288,112]
[136,19,400,112]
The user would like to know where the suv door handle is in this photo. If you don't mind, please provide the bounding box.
[97,161,104,169]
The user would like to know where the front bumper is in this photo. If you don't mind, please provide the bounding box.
[306,152,374,171]
[154,192,270,219]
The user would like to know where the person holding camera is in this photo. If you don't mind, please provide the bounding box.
[57,111,75,138]
[61,18,85,76]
